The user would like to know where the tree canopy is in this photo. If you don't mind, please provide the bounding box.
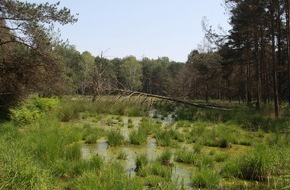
[0,0,77,117]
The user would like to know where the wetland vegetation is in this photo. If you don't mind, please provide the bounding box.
[0,96,289,189]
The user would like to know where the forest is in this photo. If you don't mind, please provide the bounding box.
[1,0,290,117]
[0,0,290,189]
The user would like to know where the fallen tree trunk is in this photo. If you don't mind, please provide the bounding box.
[107,89,231,111]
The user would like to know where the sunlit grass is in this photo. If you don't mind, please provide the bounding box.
[1,96,289,189]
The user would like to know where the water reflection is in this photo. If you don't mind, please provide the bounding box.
[81,137,194,189]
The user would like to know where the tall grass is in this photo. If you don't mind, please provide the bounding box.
[0,139,53,189]
[221,144,278,181]
[175,148,196,164]
[2,96,290,189]
[129,130,147,145]
[107,130,124,146]
[192,166,220,189]
[55,97,149,122]
[72,162,143,190]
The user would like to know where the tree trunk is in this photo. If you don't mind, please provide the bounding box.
[270,1,279,118]
[254,30,262,109]
[286,0,290,105]
[246,53,252,106]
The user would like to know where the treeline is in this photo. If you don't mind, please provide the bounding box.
[42,45,225,103]
[1,0,290,118]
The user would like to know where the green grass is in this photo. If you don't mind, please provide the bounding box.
[175,148,197,164]
[129,130,147,145]
[107,130,124,146]
[157,149,172,166]
[82,124,103,144]
[117,151,127,160]
[1,96,290,189]
[192,166,220,189]
[155,130,173,147]
[72,162,143,190]
[135,154,148,174]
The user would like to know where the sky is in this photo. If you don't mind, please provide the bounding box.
[28,0,231,62]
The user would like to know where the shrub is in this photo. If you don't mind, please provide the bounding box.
[10,96,59,125]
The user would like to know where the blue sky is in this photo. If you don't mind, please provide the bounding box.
[30,0,230,62]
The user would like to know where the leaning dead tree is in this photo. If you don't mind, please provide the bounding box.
[106,89,231,111]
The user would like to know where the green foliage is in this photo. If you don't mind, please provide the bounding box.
[119,56,143,91]
[10,97,59,125]
[0,0,77,117]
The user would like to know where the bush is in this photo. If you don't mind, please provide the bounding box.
[10,96,59,125]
